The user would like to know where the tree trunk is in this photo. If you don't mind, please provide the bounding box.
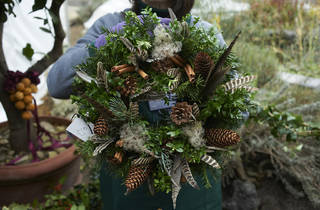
[0,75,37,152]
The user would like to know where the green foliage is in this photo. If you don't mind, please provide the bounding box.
[200,88,253,126]
[153,165,172,193]
[0,0,22,23]
[175,75,205,103]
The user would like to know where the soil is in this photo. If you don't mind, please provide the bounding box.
[0,121,70,166]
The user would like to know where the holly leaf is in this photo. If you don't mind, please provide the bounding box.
[32,0,47,12]
[22,43,34,61]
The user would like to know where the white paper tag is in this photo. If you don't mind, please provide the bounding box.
[66,117,94,142]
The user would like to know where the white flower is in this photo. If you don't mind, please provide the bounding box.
[152,24,182,60]
[183,121,206,148]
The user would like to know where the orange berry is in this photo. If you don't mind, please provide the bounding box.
[15,91,24,100]
[24,95,33,104]
[9,94,16,102]
[15,101,25,110]
[21,78,31,86]
[23,88,32,95]
[16,83,25,91]
[30,84,38,93]
[22,111,32,120]
[26,103,35,111]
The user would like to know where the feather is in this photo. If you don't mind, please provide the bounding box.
[202,31,241,99]
[160,152,174,176]
[172,183,181,210]
[168,8,177,21]
[222,75,256,92]
[93,139,113,156]
[131,157,155,167]
[148,177,155,196]
[170,155,182,187]
[201,154,221,169]
[76,70,97,84]
[120,37,136,54]
[235,85,258,93]
[96,62,108,90]
[206,146,228,152]
[181,159,200,190]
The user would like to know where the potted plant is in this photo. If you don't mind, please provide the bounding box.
[0,0,80,206]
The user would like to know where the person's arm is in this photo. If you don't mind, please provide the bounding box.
[47,12,125,99]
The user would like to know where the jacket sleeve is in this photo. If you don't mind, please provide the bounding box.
[47,12,124,99]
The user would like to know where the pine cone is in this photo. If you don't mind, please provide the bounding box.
[194,52,214,79]
[120,76,137,97]
[125,164,152,193]
[205,128,240,147]
[152,58,176,73]
[94,117,108,136]
[170,102,194,125]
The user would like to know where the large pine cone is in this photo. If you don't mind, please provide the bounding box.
[152,58,176,73]
[194,52,214,79]
[205,128,240,147]
[120,76,137,97]
[170,102,194,125]
[125,164,152,193]
[94,117,108,136]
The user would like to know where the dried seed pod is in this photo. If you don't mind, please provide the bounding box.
[113,152,123,164]
[21,111,32,120]
[15,101,25,110]
[152,57,176,73]
[15,91,24,100]
[205,128,240,147]
[21,78,31,86]
[16,83,25,91]
[23,95,33,104]
[115,140,124,148]
[94,117,108,136]
[120,77,137,97]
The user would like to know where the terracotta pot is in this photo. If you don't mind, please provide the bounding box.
[0,116,81,206]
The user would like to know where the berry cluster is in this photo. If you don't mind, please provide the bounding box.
[9,77,38,120]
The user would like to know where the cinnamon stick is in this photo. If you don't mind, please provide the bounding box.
[138,69,149,80]
[184,64,196,83]
[111,64,130,73]
[117,66,135,75]
[170,56,184,68]
[174,55,185,65]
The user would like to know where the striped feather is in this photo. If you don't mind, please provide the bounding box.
[93,139,113,156]
[172,183,181,210]
[168,8,177,21]
[96,62,108,90]
[131,157,155,167]
[181,159,200,190]
[120,37,136,54]
[201,154,221,169]
[223,75,256,92]
[76,70,97,84]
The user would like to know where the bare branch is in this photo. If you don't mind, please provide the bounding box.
[27,0,66,74]
[0,22,9,76]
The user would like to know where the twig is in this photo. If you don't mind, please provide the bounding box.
[27,0,66,74]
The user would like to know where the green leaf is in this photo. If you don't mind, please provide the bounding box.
[32,0,47,12]
[22,43,34,61]
[39,26,51,34]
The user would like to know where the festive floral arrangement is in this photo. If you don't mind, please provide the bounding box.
[71,8,256,208]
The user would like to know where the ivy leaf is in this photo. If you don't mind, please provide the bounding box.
[32,0,47,12]
[22,43,34,61]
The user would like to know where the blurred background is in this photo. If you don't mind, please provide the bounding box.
[1,0,320,209]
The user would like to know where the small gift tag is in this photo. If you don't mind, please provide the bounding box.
[148,94,177,111]
[66,117,94,142]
